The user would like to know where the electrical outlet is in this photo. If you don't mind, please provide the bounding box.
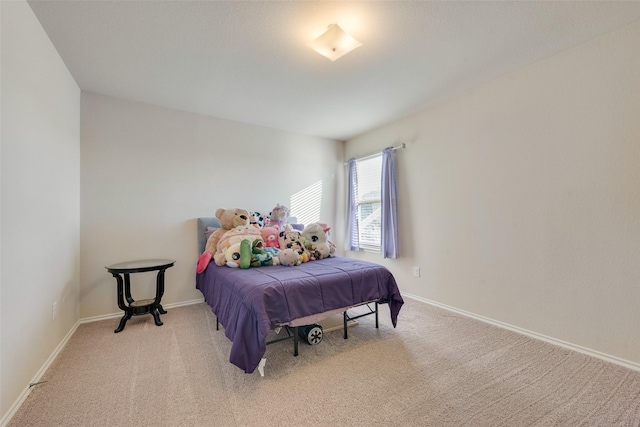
[413,266,420,277]
[52,301,58,320]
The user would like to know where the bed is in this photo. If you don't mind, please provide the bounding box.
[195,217,404,374]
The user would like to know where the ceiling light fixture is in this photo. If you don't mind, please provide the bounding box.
[308,24,362,62]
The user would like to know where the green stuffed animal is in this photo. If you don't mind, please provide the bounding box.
[214,226,262,266]
[225,237,275,269]
[250,239,275,267]
[223,239,252,268]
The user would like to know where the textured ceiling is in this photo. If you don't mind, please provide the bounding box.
[28,1,640,141]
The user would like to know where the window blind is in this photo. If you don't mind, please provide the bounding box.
[356,155,382,248]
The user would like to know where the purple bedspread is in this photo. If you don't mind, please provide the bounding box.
[196,256,404,373]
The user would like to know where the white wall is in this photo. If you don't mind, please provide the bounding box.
[1,0,81,420]
[343,21,640,364]
[80,93,342,318]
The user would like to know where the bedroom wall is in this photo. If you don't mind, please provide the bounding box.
[341,20,640,365]
[1,0,81,421]
[80,93,342,319]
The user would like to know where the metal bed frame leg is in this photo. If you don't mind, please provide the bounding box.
[343,311,348,339]
[216,317,219,331]
[375,302,379,328]
[343,302,380,339]
[265,326,299,357]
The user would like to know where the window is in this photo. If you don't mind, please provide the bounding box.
[354,154,382,250]
[346,146,399,258]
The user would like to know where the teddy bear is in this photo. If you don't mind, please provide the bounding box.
[196,207,251,273]
[302,222,336,261]
[266,203,289,228]
[261,225,280,248]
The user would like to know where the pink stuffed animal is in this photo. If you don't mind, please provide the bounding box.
[260,225,280,248]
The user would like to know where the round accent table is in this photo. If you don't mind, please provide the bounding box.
[105,259,175,333]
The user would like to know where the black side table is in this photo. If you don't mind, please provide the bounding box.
[105,259,175,333]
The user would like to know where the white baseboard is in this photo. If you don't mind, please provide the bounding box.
[1,319,81,427]
[402,292,640,373]
[1,297,205,427]
[78,298,205,324]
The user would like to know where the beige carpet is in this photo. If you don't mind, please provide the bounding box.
[8,298,640,426]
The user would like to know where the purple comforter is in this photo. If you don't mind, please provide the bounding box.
[196,256,404,373]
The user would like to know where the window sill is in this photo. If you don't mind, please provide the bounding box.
[358,245,380,254]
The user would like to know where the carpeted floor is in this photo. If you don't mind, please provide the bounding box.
[8,298,640,426]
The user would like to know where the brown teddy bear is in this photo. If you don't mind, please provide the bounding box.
[196,207,250,273]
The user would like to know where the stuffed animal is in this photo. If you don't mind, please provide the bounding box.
[224,241,249,268]
[266,203,289,228]
[196,208,250,273]
[250,211,266,228]
[278,248,301,266]
[214,226,262,266]
[249,239,277,267]
[261,225,280,248]
[279,229,310,264]
[224,237,275,268]
[263,246,281,261]
[278,229,301,251]
[302,222,336,261]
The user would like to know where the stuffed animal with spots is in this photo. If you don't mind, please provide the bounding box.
[278,248,301,266]
[250,211,266,228]
[279,229,310,264]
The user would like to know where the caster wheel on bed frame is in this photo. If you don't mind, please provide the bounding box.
[299,324,323,345]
